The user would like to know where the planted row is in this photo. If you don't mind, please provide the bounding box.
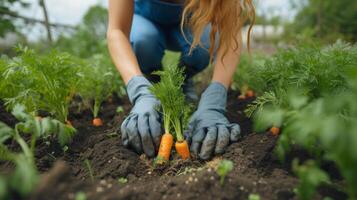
[0,46,124,198]
[234,41,357,199]
[0,46,124,127]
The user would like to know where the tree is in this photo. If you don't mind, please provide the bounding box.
[82,5,107,39]
[55,5,108,58]
[39,0,53,43]
[0,0,28,37]
[289,0,357,42]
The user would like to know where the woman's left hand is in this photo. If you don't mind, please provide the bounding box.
[185,82,241,160]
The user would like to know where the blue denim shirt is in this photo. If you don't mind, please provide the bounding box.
[134,0,183,25]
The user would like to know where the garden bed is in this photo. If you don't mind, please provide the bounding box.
[0,91,346,200]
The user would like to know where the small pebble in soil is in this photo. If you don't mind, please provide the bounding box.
[207,168,212,172]
[107,183,112,188]
[188,177,193,182]
[194,178,198,182]
[163,195,167,199]
[177,193,181,197]
[108,160,112,163]
[192,172,196,176]
[68,193,74,199]
[210,176,215,180]
[96,186,104,192]
[100,179,107,185]
[148,171,152,175]
[258,178,267,184]
[185,180,189,184]
[240,186,245,191]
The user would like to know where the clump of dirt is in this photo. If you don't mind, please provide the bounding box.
[0,92,347,200]
[0,101,17,127]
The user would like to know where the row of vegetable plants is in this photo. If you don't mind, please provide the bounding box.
[233,41,357,200]
[0,45,125,199]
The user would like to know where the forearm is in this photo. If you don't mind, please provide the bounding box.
[211,47,241,89]
[107,0,141,85]
[107,30,142,84]
[211,33,242,89]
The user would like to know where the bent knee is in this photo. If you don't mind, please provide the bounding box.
[132,36,164,74]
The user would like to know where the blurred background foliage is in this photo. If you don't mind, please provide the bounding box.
[285,0,357,43]
[0,0,29,37]
[0,0,356,55]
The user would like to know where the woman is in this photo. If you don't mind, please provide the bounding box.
[107,0,255,160]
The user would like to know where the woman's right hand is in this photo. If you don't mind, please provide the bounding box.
[121,76,162,158]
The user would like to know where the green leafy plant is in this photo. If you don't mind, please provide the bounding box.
[84,159,94,182]
[232,52,267,93]
[293,160,330,200]
[241,42,357,199]
[0,104,75,198]
[118,177,128,184]
[216,159,234,185]
[248,194,261,200]
[77,55,119,121]
[235,41,357,114]
[0,46,82,123]
[75,192,87,200]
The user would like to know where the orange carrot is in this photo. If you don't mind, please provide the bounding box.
[246,89,255,98]
[270,126,280,136]
[157,133,174,162]
[238,94,246,100]
[175,141,190,160]
[92,118,103,127]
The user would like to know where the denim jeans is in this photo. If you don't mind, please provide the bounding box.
[131,0,211,77]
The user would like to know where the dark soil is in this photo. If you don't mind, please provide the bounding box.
[0,92,347,200]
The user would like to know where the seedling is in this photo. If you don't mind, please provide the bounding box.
[216,159,234,185]
[77,56,118,127]
[118,177,128,184]
[116,106,124,114]
[248,194,261,200]
[63,145,69,153]
[84,159,94,182]
[75,192,87,200]
[106,132,118,138]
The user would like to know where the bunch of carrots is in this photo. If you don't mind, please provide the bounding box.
[150,66,191,164]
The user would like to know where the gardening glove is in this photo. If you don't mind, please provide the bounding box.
[185,82,241,160]
[121,76,162,158]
